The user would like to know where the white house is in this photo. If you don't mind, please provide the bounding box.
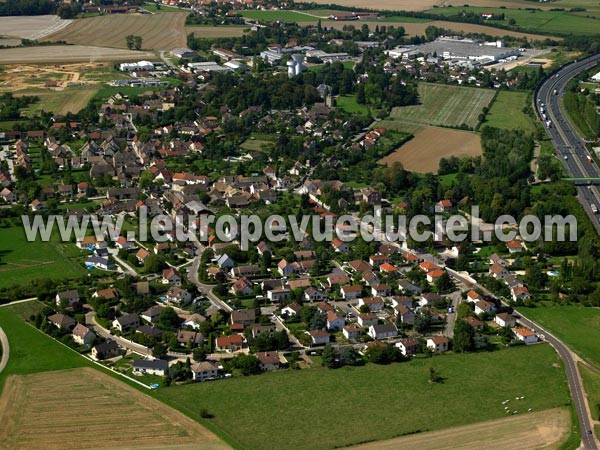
[304,287,327,302]
[426,336,449,353]
[474,299,496,315]
[132,359,169,377]
[343,324,362,340]
[368,323,398,340]
[494,312,516,328]
[489,263,509,279]
[513,327,538,344]
[112,313,140,332]
[267,289,290,303]
[327,312,345,330]
[55,290,80,307]
[357,313,378,327]
[72,323,95,346]
[359,297,385,311]
[191,361,219,381]
[341,285,362,300]
[396,337,419,356]
[307,330,330,345]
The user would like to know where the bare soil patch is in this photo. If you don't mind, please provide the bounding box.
[45,12,188,50]
[0,46,154,64]
[347,407,569,450]
[186,25,249,38]
[379,126,481,173]
[0,367,229,450]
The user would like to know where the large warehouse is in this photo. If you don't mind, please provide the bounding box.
[386,37,520,66]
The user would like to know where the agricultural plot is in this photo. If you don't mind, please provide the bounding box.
[427,6,600,35]
[17,87,98,116]
[483,90,536,133]
[389,83,495,129]
[0,45,154,64]
[378,126,482,173]
[45,12,188,50]
[0,368,228,450]
[0,224,86,290]
[352,407,569,450]
[158,345,569,450]
[241,10,318,22]
[0,15,72,40]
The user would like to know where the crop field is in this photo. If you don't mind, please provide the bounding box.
[520,306,600,368]
[45,12,188,50]
[427,6,600,35]
[580,364,600,421]
[0,45,154,64]
[241,10,318,22]
[16,87,98,116]
[158,345,569,450]
[0,368,228,450]
[186,25,249,38]
[389,83,495,129]
[0,224,86,290]
[352,407,569,450]
[0,15,72,40]
[378,126,481,173]
[483,91,536,133]
[315,19,556,41]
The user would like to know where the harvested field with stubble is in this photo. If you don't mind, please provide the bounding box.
[0,45,155,64]
[0,367,229,450]
[186,25,249,38]
[379,126,481,173]
[45,12,188,50]
[306,0,565,11]
[348,407,570,450]
[0,15,71,40]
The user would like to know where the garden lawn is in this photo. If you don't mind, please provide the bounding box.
[520,305,600,368]
[157,344,569,450]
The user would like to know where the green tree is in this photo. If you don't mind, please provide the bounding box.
[453,320,475,353]
[153,343,167,358]
[322,344,338,369]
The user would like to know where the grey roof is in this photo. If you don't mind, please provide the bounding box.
[133,359,169,371]
[116,313,139,326]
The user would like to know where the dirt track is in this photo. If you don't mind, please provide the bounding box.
[348,407,570,450]
[0,367,230,450]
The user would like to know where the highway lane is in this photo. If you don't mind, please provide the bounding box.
[536,53,600,233]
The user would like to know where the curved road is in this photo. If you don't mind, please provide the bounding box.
[536,53,600,233]
[0,326,8,373]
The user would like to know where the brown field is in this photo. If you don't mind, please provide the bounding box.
[186,25,249,38]
[0,367,229,450]
[317,20,555,41]
[349,407,570,450]
[0,45,155,64]
[45,12,188,50]
[379,126,481,173]
[0,15,72,40]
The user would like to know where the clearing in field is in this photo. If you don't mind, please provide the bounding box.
[349,407,569,450]
[158,345,569,450]
[378,126,481,173]
[0,15,71,40]
[0,45,154,64]
[44,12,188,50]
[483,91,536,134]
[0,368,229,450]
[389,83,495,129]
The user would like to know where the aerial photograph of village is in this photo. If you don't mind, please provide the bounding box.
[0,0,599,448]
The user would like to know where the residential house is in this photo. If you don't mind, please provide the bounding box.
[136,248,151,264]
[112,313,140,332]
[304,287,327,302]
[166,286,192,305]
[368,323,398,340]
[230,309,256,326]
[341,285,362,300]
[177,330,203,347]
[307,329,330,346]
[281,302,302,317]
[359,297,385,311]
[91,340,119,360]
[362,271,381,286]
[371,284,391,297]
[427,336,449,353]
[506,239,524,254]
[513,327,538,344]
[256,351,281,371]
[216,253,235,269]
[93,287,118,301]
[141,305,164,323]
[216,334,244,352]
[72,323,95,346]
[343,324,362,340]
[475,299,496,315]
[192,361,219,381]
[231,277,254,296]
[55,290,80,307]
[494,312,516,328]
[327,312,345,330]
[398,279,421,295]
[357,313,378,327]
[511,285,531,302]
[426,269,445,283]
[332,237,350,253]
[463,316,484,330]
[133,359,169,377]
[489,253,507,267]
[466,290,481,303]
[369,254,390,268]
[250,323,276,339]
[396,337,419,356]
[267,288,290,303]
[47,313,76,330]
[394,304,415,324]
[489,263,509,279]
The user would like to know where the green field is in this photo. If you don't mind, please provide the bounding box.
[580,364,600,421]
[157,345,569,450]
[0,306,86,391]
[0,224,86,289]
[389,83,495,129]
[483,91,536,133]
[520,306,600,368]
[336,94,371,115]
[427,6,600,35]
[241,10,317,22]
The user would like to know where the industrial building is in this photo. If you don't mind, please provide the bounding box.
[119,61,158,72]
[385,37,521,67]
[287,54,306,77]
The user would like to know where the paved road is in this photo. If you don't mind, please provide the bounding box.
[536,53,600,233]
[449,271,598,449]
[86,312,151,357]
[188,252,233,313]
[0,325,8,373]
